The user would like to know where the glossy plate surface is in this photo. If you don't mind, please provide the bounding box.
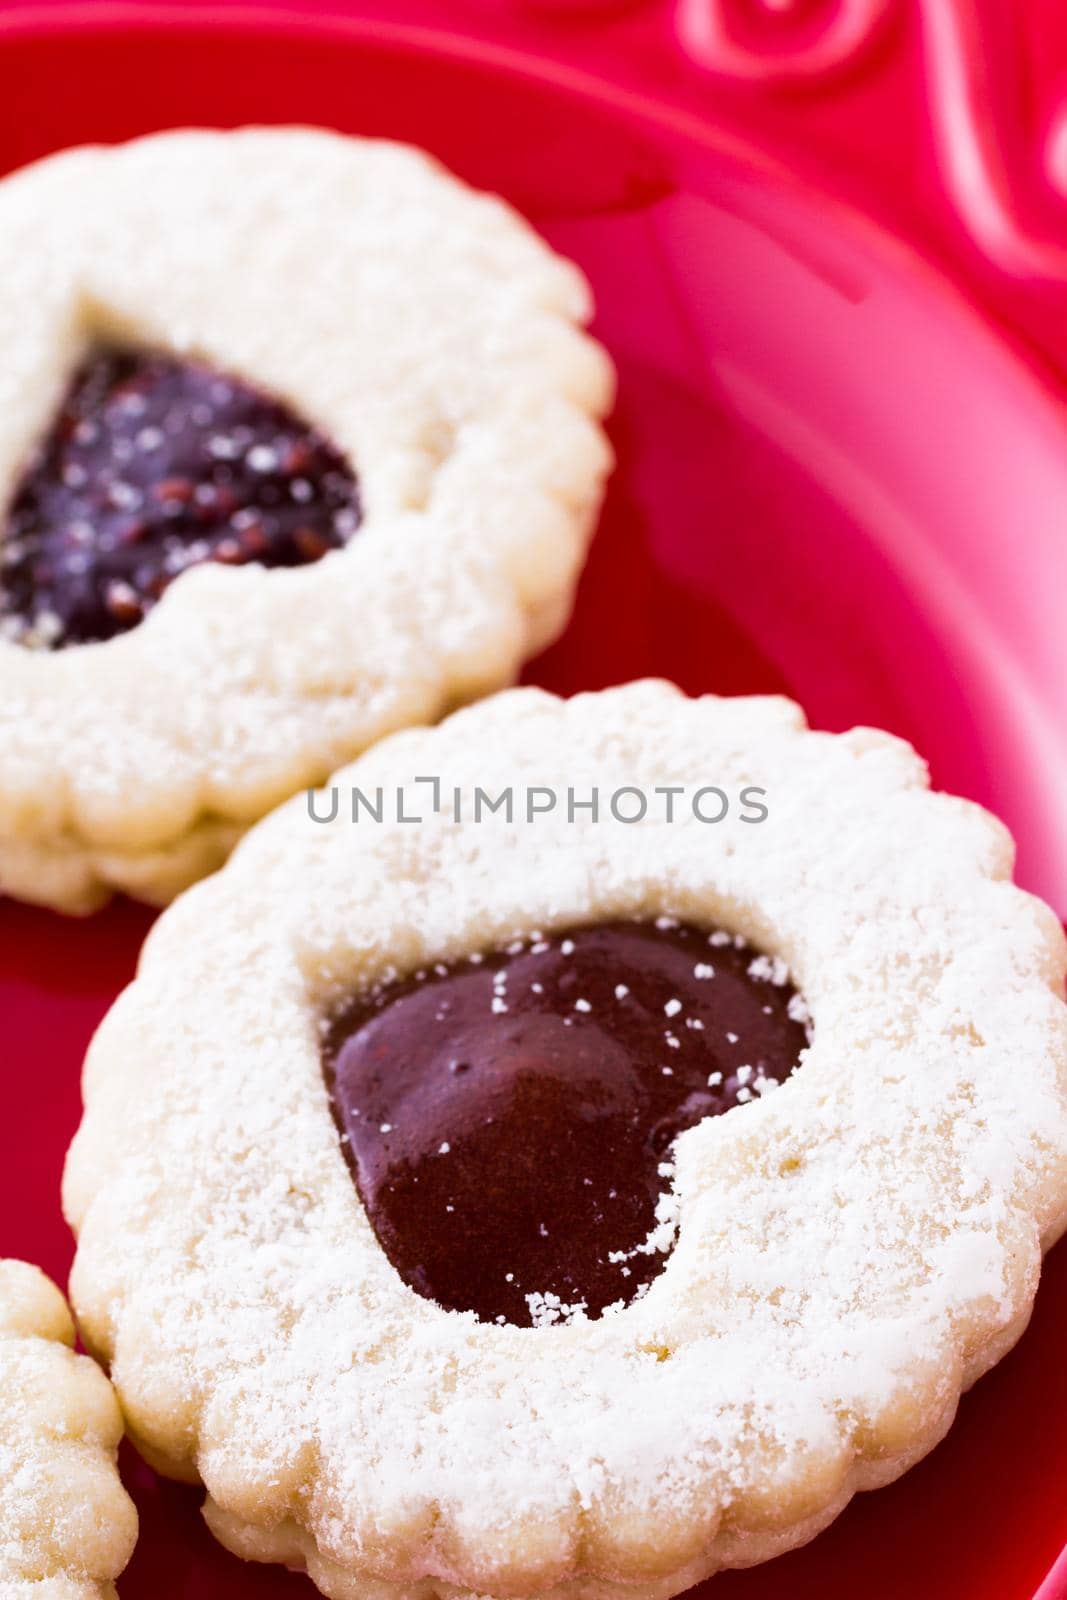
[1,7,1065,1599]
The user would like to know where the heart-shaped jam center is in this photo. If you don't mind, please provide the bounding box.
[0,348,361,648]
[323,919,810,1327]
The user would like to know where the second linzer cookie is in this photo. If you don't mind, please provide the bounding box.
[0,126,613,912]
[64,682,1067,1600]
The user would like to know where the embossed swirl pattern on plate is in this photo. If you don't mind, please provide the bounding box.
[676,0,1067,281]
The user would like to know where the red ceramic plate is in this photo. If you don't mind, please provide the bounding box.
[1,6,1066,1599]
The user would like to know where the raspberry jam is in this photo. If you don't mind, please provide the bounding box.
[0,348,361,647]
[324,919,810,1327]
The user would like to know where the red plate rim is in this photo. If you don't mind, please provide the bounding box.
[4,0,1067,493]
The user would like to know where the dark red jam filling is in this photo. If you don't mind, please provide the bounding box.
[0,348,361,647]
[323,919,810,1328]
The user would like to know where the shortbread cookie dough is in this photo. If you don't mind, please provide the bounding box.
[0,127,613,912]
[64,682,1067,1600]
[0,1260,137,1598]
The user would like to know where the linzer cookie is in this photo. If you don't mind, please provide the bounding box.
[0,127,612,911]
[64,681,1067,1599]
[0,1260,136,1598]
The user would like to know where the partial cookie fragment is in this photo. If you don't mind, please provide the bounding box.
[0,1260,137,1599]
[64,682,1067,1600]
[0,126,613,911]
